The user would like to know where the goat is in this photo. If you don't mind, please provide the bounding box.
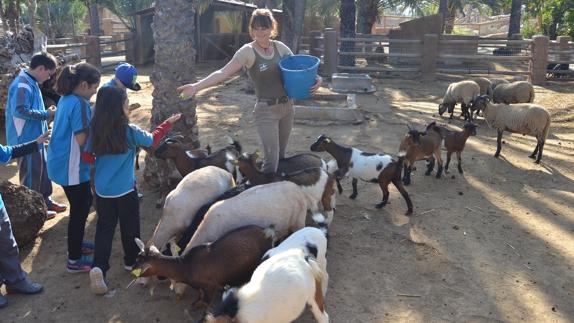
[204,248,329,323]
[133,225,275,308]
[427,122,477,174]
[398,125,443,186]
[310,135,413,215]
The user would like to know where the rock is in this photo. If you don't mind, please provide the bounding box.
[0,180,47,246]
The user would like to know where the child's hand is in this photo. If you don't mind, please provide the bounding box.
[36,130,51,144]
[166,113,182,124]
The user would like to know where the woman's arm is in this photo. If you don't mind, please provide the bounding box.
[177,59,244,99]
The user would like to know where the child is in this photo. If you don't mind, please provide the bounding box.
[0,131,50,308]
[47,63,101,273]
[101,62,141,92]
[84,86,180,295]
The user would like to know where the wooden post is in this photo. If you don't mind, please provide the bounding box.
[112,34,122,52]
[124,32,135,64]
[86,36,101,68]
[323,28,338,78]
[422,34,438,80]
[73,35,86,59]
[530,35,549,85]
[557,36,571,65]
[309,30,321,58]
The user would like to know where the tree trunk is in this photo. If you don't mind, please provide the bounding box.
[357,0,378,35]
[27,0,36,30]
[41,0,50,37]
[339,0,356,66]
[444,5,456,35]
[0,0,7,32]
[88,1,101,35]
[6,0,19,32]
[280,0,305,52]
[507,0,522,39]
[143,0,199,204]
[438,0,448,33]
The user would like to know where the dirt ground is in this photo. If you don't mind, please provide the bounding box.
[2,64,573,323]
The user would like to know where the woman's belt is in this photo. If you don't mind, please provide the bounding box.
[257,96,290,106]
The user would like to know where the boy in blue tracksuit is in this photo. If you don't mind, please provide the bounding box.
[5,53,67,217]
[0,131,50,308]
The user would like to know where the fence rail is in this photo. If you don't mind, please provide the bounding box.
[302,29,572,84]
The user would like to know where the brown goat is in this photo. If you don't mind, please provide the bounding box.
[154,139,241,178]
[133,225,275,308]
[429,122,477,174]
[399,124,443,186]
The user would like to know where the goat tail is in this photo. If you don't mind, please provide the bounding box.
[263,225,278,246]
[311,212,329,237]
[306,257,326,287]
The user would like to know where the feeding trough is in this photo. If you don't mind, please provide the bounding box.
[329,73,376,93]
[293,93,363,125]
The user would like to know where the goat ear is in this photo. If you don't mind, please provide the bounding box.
[324,137,331,143]
[135,238,145,252]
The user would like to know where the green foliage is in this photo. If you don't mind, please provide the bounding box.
[524,0,574,39]
[96,0,155,32]
[37,0,88,37]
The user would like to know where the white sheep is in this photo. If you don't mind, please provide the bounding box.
[489,78,510,90]
[204,248,329,323]
[262,226,328,296]
[471,77,493,98]
[492,81,534,104]
[471,95,551,163]
[438,80,481,121]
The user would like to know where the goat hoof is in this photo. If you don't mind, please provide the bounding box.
[349,193,357,200]
[528,154,536,159]
[375,202,387,209]
[535,160,541,164]
[458,169,463,174]
[405,209,413,216]
[424,172,432,176]
[175,294,183,301]
[493,154,500,158]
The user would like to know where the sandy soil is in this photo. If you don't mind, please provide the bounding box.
[1,65,573,323]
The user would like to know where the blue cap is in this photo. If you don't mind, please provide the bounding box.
[115,63,141,91]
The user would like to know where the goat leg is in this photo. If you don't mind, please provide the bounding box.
[494,130,503,158]
[191,288,209,309]
[336,179,343,194]
[457,152,463,174]
[536,140,544,164]
[402,164,412,186]
[425,157,435,176]
[349,178,358,199]
[392,178,413,216]
[445,151,452,173]
[375,180,390,209]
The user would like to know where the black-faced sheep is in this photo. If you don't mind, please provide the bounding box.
[492,81,535,104]
[427,122,477,174]
[204,248,329,323]
[133,225,275,308]
[438,80,480,121]
[398,125,443,186]
[471,95,551,163]
[310,135,413,215]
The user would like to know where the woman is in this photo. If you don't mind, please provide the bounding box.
[177,8,321,174]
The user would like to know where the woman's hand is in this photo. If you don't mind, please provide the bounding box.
[309,75,323,93]
[36,130,51,144]
[177,83,198,100]
[166,113,182,124]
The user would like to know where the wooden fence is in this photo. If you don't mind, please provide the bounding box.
[46,33,135,69]
[303,29,573,85]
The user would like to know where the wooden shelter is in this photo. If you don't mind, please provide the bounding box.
[131,0,282,65]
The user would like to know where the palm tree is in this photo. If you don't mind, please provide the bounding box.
[507,0,522,38]
[143,0,199,196]
[357,0,384,34]
[339,0,356,66]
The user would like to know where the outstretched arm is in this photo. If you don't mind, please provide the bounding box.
[177,59,244,99]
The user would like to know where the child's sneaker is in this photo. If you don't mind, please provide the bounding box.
[89,267,108,295]
[123,263,134,271]
[81,241,95,255]
[67,255,92,273]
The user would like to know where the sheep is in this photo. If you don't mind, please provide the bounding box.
[492,81,534,104]
[204,248,329,323]
[427,122,477,174]
[133,225,275,308]
[262,227,328,297]
[154,137,241,178]
[147,166,235,256]
[310,135,413,215]
[471,77,493,98]
[438,80,480,121]
[471,95,551,163]
[236,151,339,210]
[173,179,332,298]
[398,125,443,186]
[490,78,510,89]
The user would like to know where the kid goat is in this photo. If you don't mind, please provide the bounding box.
[310,135,413,215]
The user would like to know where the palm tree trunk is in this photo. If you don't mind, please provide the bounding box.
[41,0,50,37]
[507,0,522,38]
[438,0,448,33]
[6,0,19,32]
[27,0,36,30]
[143,0,199,198]
[0,0,7,32]
[444,4,456,35]
[281,0,306,52]
[357,0,378,35]
[339,0,356,66]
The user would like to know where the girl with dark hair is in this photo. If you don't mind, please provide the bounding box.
[47,62,101,273]
[84,86,181,295]
[177,8,322,174]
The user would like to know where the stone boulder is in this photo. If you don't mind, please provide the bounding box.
[0,180,47,247]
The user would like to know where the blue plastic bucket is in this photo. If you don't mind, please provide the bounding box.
[279,54,320,100]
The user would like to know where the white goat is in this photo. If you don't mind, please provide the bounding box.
[204,248,329,323]
[262,226,329,296]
